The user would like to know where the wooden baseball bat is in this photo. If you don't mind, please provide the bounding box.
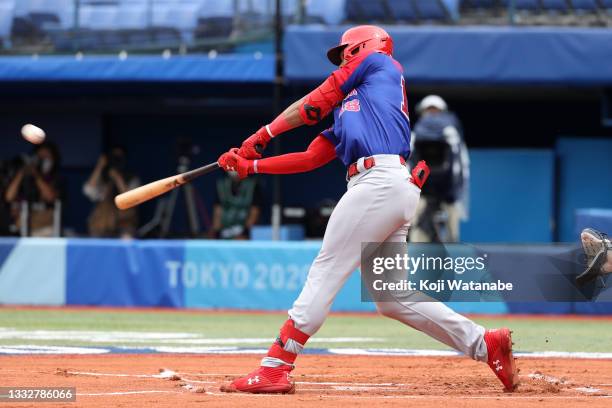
[115,161,219,210]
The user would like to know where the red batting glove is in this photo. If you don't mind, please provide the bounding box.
[218,148,254,180]
[238,127,271,159]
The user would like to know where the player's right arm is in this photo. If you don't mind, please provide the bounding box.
[238,52,377,159]
[219,135,336,179]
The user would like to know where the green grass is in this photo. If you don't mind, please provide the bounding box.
[0,308,610,353]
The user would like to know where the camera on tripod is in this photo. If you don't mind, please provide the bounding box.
[139,137,202,238]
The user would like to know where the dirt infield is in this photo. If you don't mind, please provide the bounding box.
[1,354,611,407]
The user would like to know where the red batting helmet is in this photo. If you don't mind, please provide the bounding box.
[327,25,393,66]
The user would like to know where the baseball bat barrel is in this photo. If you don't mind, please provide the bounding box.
[114,162,219,210]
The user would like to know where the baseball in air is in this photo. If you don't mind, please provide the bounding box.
[21,124,46,144]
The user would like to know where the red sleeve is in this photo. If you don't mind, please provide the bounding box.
[253,135,337,175]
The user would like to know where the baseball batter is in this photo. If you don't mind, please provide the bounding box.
[217,25,519,394]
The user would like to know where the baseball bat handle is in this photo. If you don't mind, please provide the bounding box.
[114,161,219,210]
[181,161,220,183]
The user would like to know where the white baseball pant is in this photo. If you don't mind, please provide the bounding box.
[288,154,488,362]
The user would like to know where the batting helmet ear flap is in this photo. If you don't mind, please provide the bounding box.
[327,25,394,66]
[327,44,348,66]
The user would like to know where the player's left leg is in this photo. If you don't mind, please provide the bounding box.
[220,159,419,394]
[373,225,519,391]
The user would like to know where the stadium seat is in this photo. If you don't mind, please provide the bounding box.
[79,5,120,30]
[153,0,201,34]
[125,28,150,46]
[28,12,61,30]
[116,3,149,29]
[514,0,540,10]
[459,0,501,21]
[570,0,599,11]
[541,0,570,12]
[13,0,75,28]
[195,16,233,39]
[198,0,233,18]
[239,0,262,15]
[414,0,451,21]
[11,16,38,43]
[0,0,15,46]
[98,30,124,49]
[238,0,273,25]
[345,0,388,22]
[196,0,234,39]
[304,0,345,25]
[387,0,418,22]
[152,27,181,45]
[461,0,498,10]
[166,2,202,42]
[358,0,388,21]
[499,0,540,10]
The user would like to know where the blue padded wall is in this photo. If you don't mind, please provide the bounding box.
[461,149,554,243]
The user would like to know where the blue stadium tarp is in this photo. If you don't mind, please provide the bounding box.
[285,26,612,85]
[0,54,274,82]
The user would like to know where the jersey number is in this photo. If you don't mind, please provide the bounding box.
[400,76,409,120]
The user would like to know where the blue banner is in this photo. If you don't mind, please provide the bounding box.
[0,238,65,305]
[66,239,184,307]
[0,238,610,314]
[182,241,371,311]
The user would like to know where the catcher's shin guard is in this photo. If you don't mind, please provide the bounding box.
[577,228,612,287]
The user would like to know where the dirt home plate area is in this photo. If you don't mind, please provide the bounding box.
[0,354,610,408]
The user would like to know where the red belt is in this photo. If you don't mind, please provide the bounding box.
[347,156,429,189]
[347,156,406,179]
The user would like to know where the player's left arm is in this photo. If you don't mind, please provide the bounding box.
[237,52,378,159]
[219,135,337,179]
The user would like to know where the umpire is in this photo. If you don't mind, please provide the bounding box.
[409,95,469,243]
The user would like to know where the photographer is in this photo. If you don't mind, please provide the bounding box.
[409,95,470,243]
[3,142,63,237]
[0,159,16,235]
[83,146,140,238]
[209,171,262,240]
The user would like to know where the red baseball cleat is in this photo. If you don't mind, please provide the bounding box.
[484,328,519,392]
[220,365,295,394]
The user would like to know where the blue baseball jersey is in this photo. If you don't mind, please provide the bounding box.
[322,52,411,166]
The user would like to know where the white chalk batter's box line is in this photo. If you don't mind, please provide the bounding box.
[62,369,611,398]
[73,391,612,400]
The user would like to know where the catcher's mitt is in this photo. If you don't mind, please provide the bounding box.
[576,228,611,287]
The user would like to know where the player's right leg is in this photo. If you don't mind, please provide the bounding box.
[373,225,518,391]
[373,225,489,361]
